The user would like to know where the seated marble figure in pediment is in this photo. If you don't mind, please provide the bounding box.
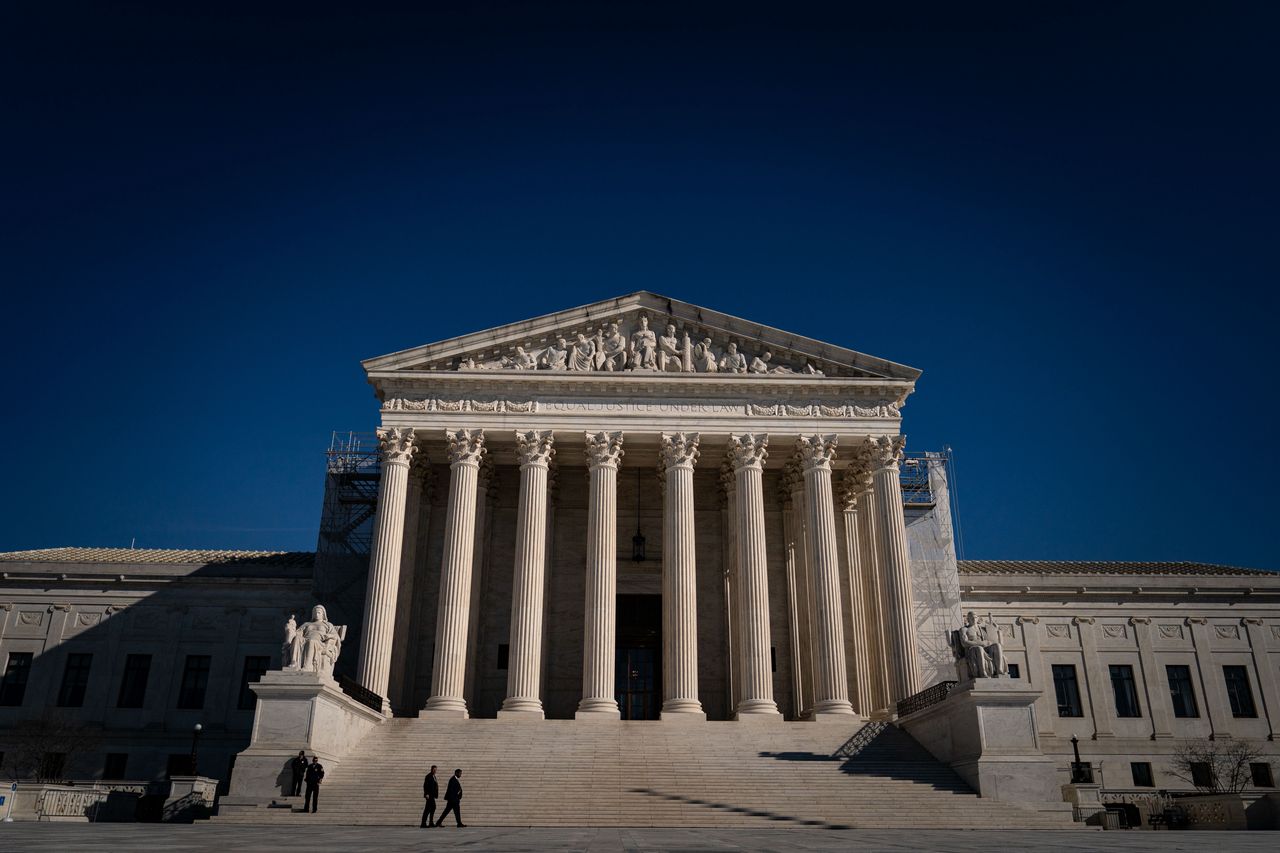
[450,313,828,377]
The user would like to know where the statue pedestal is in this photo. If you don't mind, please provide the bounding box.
[897,678,1062,807]
[222,670,384,810]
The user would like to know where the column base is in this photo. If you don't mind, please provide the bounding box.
[808,699,857,720]
[660,709,707,722]
[575,709,621,720]
[735,698,782,718]
[807,710,864,723]
[496,708,545,720]
[423,695,468,718]
[576,698,620,719]
[420,708,469,719]
[734,710,784,722]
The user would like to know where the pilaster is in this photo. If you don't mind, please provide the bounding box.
[1130,616,1174,740]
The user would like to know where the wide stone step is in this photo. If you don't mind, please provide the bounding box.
[217,719,1077,829]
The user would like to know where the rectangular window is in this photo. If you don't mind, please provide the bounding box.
[1052,664,1083,717]
[1191,761,1215,789]
[1251,763,1274,788]
[1007,663,1020,679]
[1166,664,1199,718]
[1131,761,1154,787]
[771,646,777,673]
[1109,664,1141,718]
[176,655,211,710]
[0,652,33,707]
[237,655,271,711]
[103,752,129,780]
[57,653,93,708]
[1223,666,1257,718]
[496,644,509,670]
[117,654,152,709]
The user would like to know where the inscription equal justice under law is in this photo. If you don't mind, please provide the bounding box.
[382,397,902,418]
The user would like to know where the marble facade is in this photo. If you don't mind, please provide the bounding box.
[358,292,924,720]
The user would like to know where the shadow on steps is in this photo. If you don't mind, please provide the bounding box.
[626,788,854,830]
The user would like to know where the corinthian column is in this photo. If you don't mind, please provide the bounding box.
[500,430,554,718]
[577,431,624,719]
[868,434,920,703]
[356,427,417,714]
[729,434,782,719]
[660,432,705,720]
[424,429,485,717]
[797,435,855,718]
[838,467,873,715]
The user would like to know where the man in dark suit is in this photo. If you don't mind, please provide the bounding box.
[433,768,466,827]
[303,757,325,814]
[290,751,308,797]
[420,765,439,828]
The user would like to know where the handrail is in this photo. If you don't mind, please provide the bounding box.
[895,680,958,718]
[336,673,384,713]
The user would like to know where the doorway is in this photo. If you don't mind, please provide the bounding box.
[615,594,661,720]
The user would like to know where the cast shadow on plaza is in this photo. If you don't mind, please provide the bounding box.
[624,788,853,830]
[758,722,972,793]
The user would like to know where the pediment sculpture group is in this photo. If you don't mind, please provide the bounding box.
[459,314,825,376]
[951,611,1009,681]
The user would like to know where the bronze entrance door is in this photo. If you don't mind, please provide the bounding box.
[615,594,661,720]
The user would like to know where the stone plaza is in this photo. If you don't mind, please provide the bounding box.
[1,292,1277,830]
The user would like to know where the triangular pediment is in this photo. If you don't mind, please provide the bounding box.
[362,291,920,381]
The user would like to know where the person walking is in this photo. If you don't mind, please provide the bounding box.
[434,768,466,827]
[290,750,308,797]
[420,764,439,828]
[303,756,325,814]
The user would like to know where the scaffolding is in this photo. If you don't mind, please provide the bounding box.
[316,431,380,557]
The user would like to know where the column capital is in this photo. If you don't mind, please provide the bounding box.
[1016,615,1040,625]
[515,429,555,468]
[783,459,805,493]
[717,460,735,508]
[408,449,432,485]
[659,432,700,471]
[838,465,870,511]
[727,433,768,472]
[1129,616,1153,626]
[444,428,485,467]
[865,435,906,472]
[377,426,418,466]
[796,434,838,473]
[584,430,624,469]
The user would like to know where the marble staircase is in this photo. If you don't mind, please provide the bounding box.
[216,719,1077,828]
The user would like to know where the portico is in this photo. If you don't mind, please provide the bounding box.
[354,292,924,722]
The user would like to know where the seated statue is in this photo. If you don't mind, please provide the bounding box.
[951,611,1008,680]
[284,605,348,679]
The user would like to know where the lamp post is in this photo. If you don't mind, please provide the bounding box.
[190,723,203,777]
[1069,733,1090,783]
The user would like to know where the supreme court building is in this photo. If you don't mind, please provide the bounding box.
[2,291,1278,826]
[355,290,932,722]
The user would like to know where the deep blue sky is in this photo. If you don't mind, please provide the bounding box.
[2,2,1276,568]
